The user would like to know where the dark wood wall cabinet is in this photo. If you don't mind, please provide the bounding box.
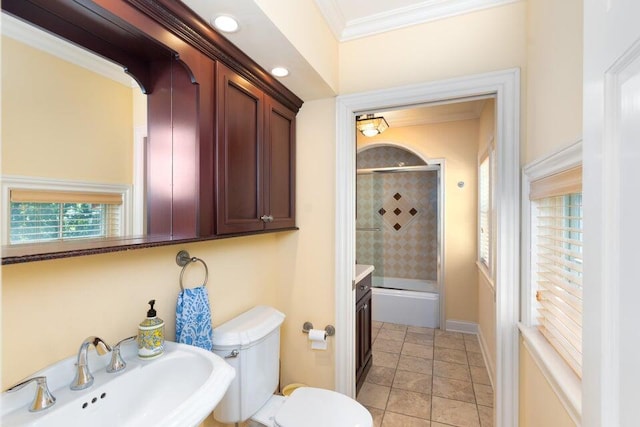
[215,63,296,235]
[2,0,303,263]
[355,272,373,393]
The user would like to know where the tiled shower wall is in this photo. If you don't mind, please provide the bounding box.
[356,147,438,281]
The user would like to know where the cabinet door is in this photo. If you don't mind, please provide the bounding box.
[355,299,364,382]
[263,96,296,230]
[356,290,373,392]
[216,63,264,234]
[362,292,373,370]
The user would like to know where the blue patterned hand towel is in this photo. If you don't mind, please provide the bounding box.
[176,286,213,351]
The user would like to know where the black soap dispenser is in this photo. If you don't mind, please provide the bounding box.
[137,299,165,359]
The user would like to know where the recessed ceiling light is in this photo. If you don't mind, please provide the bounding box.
[212,15,239,33]
[271,67,289,77]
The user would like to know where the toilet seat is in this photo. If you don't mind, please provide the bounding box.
[272,387,372,427]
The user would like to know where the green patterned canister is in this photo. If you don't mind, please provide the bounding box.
[138,299,165,359]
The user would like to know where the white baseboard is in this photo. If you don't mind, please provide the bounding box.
[477,326,496,388]
[445,320,495,388]
[445,319,478,334]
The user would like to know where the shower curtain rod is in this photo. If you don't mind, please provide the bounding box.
[356,165,440,174]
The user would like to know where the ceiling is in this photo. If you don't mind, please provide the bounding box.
[182,0,335,101]
[314,0,519,41]
[182,0,518,101]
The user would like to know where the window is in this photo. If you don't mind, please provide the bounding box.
[478,147,495,275]
[520,142,582,420]
[2,176,132,245]
[479,156,491,267]
[530,166,583,377]
[10,193,122,243]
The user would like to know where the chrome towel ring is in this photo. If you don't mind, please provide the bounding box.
[176,250,209,291]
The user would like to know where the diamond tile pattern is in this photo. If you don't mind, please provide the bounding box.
[381,192,420,232]
[356,150,438,281]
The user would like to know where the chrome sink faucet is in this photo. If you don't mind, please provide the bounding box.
[70,336,111,390]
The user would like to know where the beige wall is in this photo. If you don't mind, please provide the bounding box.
[519,0,583,423]
[1,37,133,184]
[478,99,496,155]
[275,98,337,390]
[1,235,282,389]
[358,119,479,323]
[477,272,496,382]
[132,88,147,128]
[525,0,583,163]
[519,340,577,427]
[339,2,527,94]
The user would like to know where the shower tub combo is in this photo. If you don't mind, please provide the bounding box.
[356,145,443,330]
[372,276,440,328]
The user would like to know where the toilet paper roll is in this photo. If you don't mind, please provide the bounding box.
[308,329,327,350]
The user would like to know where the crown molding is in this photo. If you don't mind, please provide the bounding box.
[313,0,346,41]
[316,0,521,42]
[1,13,134,87]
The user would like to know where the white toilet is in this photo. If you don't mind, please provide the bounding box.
[212,305,372,427]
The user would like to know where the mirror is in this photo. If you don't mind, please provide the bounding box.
[1,13,148,242]
[0,0,192,264]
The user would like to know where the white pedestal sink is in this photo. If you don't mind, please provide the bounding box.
[1,341,235,427]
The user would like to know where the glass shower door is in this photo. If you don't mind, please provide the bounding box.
[356,171,384,279]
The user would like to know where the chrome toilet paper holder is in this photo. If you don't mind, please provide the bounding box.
[302,322,335,337]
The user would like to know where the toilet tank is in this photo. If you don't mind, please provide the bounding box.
[212,306,285,424]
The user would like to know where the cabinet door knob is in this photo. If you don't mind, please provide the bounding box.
[360,285,368,291]
[363,304,368,310]
[260,215,274,223]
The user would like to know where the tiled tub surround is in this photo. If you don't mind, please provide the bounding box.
[356,170,438,281]
[356,145,438,283]
[357,146,428,170]
[357,322,493,427]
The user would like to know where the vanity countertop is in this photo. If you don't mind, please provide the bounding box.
[355,264,375,284]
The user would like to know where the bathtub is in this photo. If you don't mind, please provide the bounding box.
[371,277,440,328]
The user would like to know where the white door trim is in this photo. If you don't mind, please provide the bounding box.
[334,68,520,427]
[583,1,640,423]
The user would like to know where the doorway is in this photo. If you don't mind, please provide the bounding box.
[334,68,521,427]
[356,144,444,329]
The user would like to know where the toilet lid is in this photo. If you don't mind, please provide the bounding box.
[274,387,372,427]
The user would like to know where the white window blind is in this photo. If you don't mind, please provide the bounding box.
[531,166,583,378]
[479,155,491,267]
[9,189,123,244]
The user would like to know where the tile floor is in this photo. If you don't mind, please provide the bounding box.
[357,321,494,427]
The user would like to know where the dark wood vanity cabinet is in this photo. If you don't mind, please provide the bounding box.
[215,63,296,235]
[355,273,373,393]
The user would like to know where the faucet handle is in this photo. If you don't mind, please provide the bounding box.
[7,376,56,412]
[107,335,136,373]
